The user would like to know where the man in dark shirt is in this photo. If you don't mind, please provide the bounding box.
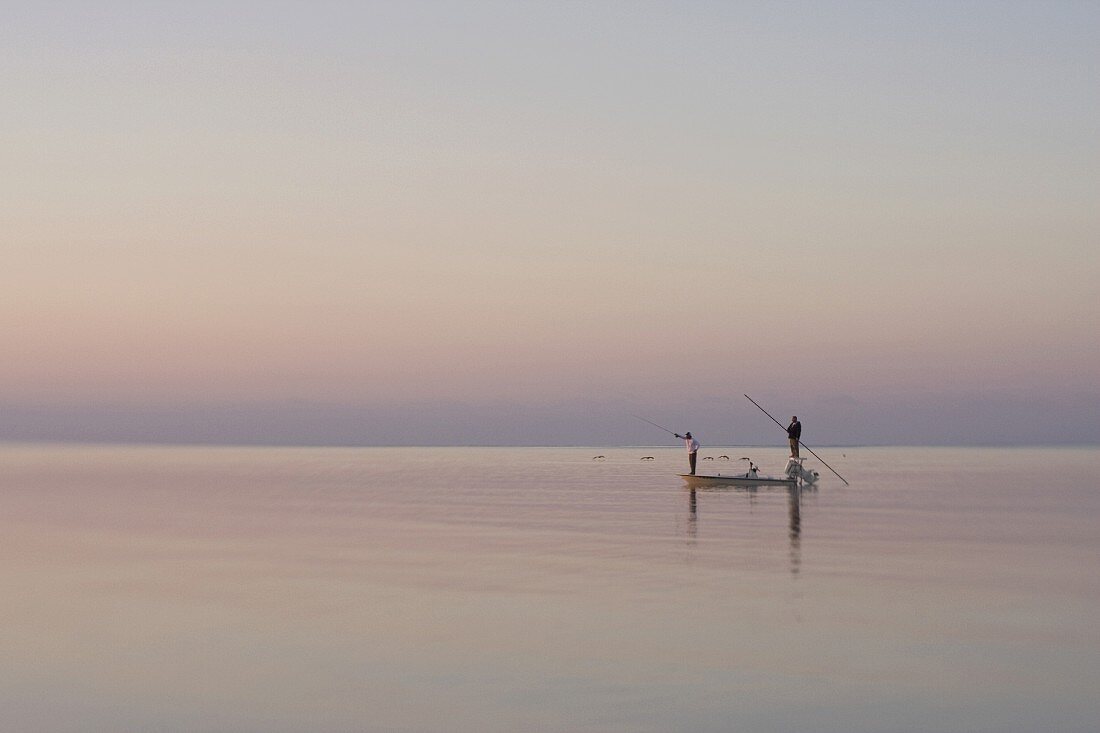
[787,417,801,457]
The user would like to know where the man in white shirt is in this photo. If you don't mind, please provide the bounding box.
[673,431,700,475]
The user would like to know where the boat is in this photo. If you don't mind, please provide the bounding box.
[680,457,819,487]
[680,472,795,487]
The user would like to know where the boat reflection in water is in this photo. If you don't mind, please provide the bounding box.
[684,482,813,576]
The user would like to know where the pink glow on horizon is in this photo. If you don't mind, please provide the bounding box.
[2,3,1097,445]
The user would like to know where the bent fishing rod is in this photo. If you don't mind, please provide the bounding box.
[743,394,850,486]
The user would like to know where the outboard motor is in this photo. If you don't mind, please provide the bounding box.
[785,456,819,485]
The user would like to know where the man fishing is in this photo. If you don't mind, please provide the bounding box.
[787,416,801,458]
[742,395,849,485]
[673,431,700,475]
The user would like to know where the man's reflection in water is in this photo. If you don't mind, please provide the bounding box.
[684,485,808,573]
[687,488,697,540]
[788,485,801,576]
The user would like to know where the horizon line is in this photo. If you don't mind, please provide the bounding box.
[1,439,1097,450]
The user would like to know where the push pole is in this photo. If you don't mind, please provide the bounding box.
[743,394,850,486]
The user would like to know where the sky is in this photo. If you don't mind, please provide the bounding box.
[2,1,1098,446]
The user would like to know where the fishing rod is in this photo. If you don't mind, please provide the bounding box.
[638,411,677,433]
[743,394,850,486]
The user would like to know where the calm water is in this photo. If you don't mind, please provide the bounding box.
[2,444,1098,733]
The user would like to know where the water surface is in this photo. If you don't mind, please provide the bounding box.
[2,445,1098,732]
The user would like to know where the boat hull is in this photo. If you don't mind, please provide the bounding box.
[680,473,796,487]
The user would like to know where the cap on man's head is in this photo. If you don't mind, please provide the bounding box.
[685,432,692,437]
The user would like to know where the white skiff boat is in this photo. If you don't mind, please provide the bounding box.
[680,472,796,487]
[680,457,819,487]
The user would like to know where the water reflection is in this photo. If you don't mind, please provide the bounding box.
[688,488,697,540]
[788,485,801,576]
[684,483,811,576]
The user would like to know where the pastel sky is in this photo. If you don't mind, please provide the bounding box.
[3,1,1098,445]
